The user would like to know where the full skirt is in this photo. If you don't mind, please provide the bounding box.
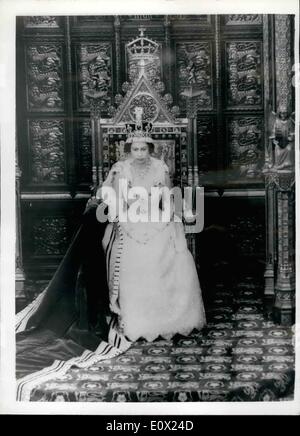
[103,220,206,342]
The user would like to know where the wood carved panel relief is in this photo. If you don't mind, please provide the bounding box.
[29,120,65,183]
[176,42,213,110]
[26,44,64,111]
[226,41,262,108]
[24,16,61,28]
[76,43,112,110]
[227,116,263,177]
[224,15,262,25]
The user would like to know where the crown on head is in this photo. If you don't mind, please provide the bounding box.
[127,27,159,63]
[125,123,153,144]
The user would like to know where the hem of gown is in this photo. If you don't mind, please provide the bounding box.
[125,321,206,343]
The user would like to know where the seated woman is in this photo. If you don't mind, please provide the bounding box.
[97,133,206,343]
[16,131,206,392]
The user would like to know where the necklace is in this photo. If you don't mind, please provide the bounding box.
[121,222,170,245]
[131,157,151,180]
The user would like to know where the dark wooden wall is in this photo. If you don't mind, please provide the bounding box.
[16,15,266,280]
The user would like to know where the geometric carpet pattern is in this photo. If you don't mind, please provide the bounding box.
[28,281,295,402]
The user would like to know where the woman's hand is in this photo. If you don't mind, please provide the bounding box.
[84,196,100,213]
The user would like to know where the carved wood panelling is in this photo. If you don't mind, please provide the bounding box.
[21,200,85,278]
[224,15,263,25]
[76,43,112,111]
[226,41,263,108]
[24,16,61,28]
[16,15,273,280]
[26,43,64,111]
[33,216,69,255]
[227,116,263,177]
[73,15,211,25]
[29,120,65,183]
[78,120,92,183]
[176,42,213,110]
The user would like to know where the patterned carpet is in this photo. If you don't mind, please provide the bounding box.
[26,279,295,402]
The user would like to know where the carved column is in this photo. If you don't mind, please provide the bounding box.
[274,15,293,111]
[114,15,121,94]
[263,15,295,325]
[181,87,203,260]
[264,182,276,297]
[263,15,275,298]
[181,86,203,186]
[65,17,76,196]
[87,89,110,187]
[15,160,26,299]
[193,117,199,186]
[88,99,103,187]
[90,115,98,186]
[214,15,223,181]
[187,118,194,187]
[164,15,172,95]
[272,173,295,325]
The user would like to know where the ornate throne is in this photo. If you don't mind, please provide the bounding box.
[87,28,191,187]
[87,28,199,255]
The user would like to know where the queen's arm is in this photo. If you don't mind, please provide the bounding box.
[95,162,126,220]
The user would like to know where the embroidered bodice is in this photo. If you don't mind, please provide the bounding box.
[98,156,172,242]
[103,156,169,192]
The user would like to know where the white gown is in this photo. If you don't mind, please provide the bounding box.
[101,156,206,342]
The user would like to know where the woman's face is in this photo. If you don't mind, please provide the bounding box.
[131,142,149,161]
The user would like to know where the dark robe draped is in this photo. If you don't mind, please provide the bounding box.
[16,205,110,379]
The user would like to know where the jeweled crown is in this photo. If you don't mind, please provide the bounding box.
[127,27,159,63]
[125,106,153,143]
